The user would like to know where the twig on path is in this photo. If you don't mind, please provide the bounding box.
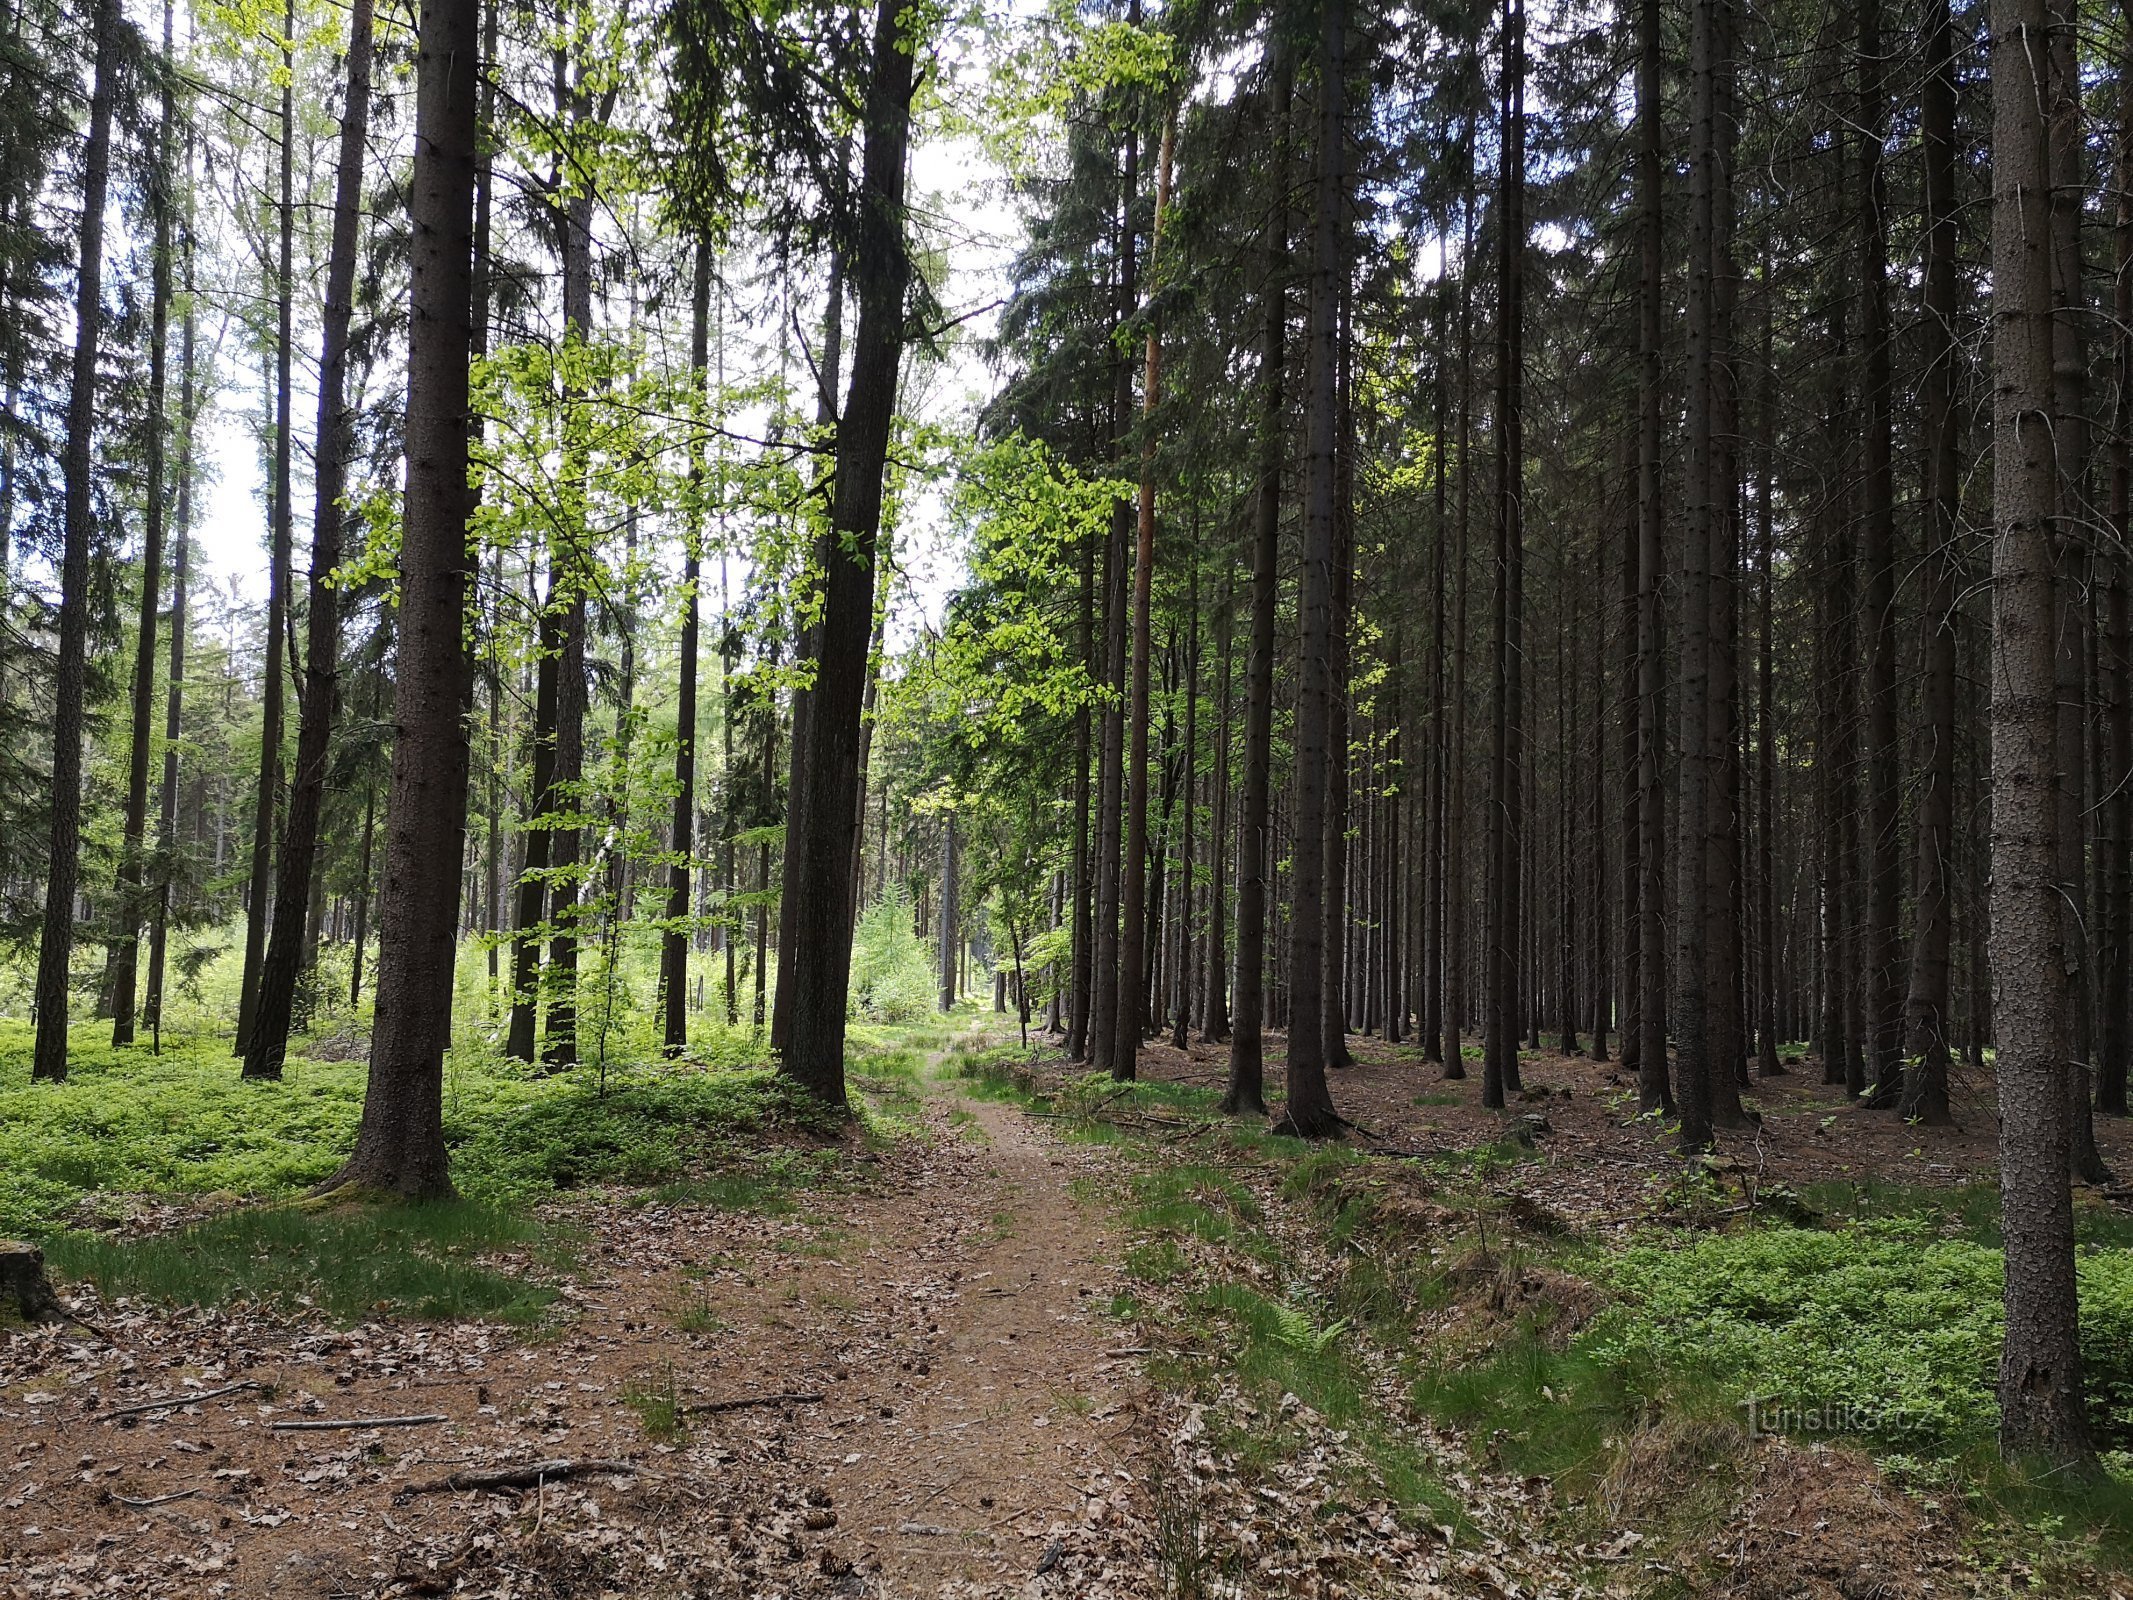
[107,1487,200,1509]
[94,1380,261,1423]
[269,1413,447,1432]
[397,1458,642,1498]
[678,1390,825,1415]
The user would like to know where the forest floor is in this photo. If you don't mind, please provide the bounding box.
[5,1021,2133,1597]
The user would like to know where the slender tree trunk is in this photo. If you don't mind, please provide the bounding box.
[1324,257,1357,1069]
[1484,0,1527,1112]
[324,0,479,1195]
[1990,0,2096,1470]
[1089,118,1137,1081]
[1856,0,1904,1108]
[938,812,958,1012]
[109,0,178,1046]
[1674,0,1721,1150]
[1633,0,1669,1113]
[1174,559,1198,1048]
[245,0,377,1080]
[1755,257,1783,1078]
[663,244,712,1056]
[1118,112,1175,1078]
[1201,575,1232,1040]
[779,0,915,1104]
[2102,6,2133,1117]
[29,0,118,1083]
[145,163,198,1045]
[1276,0,1345,1139]
[1225,48,1289,1118]
[235,1,299,1056]
[1902,0,1960,1121]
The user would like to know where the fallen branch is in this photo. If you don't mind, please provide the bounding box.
[95,1380,261,1423]
[107,1487,199,1509]
[270,1413,447,1432]
[398,1458,641,1498]
[679,1391,825,1415]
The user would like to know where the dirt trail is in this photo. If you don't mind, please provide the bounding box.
[0,1045,1155,1600]
[817,1073,1138,1594]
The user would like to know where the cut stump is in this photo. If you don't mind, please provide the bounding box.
[0,1241,63,1325]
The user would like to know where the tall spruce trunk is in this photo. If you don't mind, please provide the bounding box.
[777,0,915,1105]
[1857,0,1904,1108]
[1445,132,1478,1084]
[1276,0,1345,1139]
[663,246,712,1055]
[1483,0,1527,1112]
[1902,0,1960,1121]
[2047,0,2109,1180]
[145,168,198,1043]
[1201,575,1232,1040]
[324,0,479,1196]
[2102,12,2133,1117]
[1225,48,1289,1118]
[771,249,845,1049]
[245,0,377,1080]
[1632,0,1669,1113]
[1989,0,2096,1470]
[1089,121,1137,1080]
[1674,0,1720,1149]
[235,3,299,1056]
[109,0,177,1046]
[29,0,119,1083]
[1117,114,1175,1079]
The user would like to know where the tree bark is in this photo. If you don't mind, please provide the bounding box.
[1483,0,1527,1113]
[777,0,915,1105]
[1632,0,1669,1114]
[109,0,178,1047]
[1990,0,2097,1470]
[1118,111,1175,1079]
[663,244,713,1056]
[235,0,299,1057]
[323,0,479,1197]
[1276,0,1346,1139]
[245,0,377,1080]
[1902,0,1960,1122]
[1225,47,1289,1119]
[29,0,118,1084]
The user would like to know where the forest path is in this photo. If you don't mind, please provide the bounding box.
[810,1055,1142,1595]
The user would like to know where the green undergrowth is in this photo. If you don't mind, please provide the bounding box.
[0,1018,945,1326]
[972,1041,2133,1585]
[42,1199,563,1326]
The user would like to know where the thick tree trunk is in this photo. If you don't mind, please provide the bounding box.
[772,249,845,1050]
[2103,15,2133,1117]
[778,0,915,1105]
[1225,49,1289,1119]
[245,0,377,1081]
[323,0,479,1197]
[1991,0,2096,1470]
[29,0,118,1084]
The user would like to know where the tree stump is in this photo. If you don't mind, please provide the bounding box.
[0,1242,63,1325]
